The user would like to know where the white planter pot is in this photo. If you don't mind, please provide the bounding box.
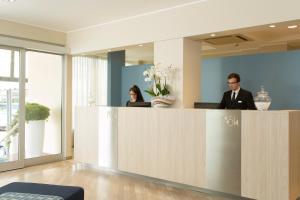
[151,96,175,108]
[25,120,45,158]
[9,134,19,156]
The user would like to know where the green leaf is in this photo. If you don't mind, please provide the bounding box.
[156,83,162,94]
[161,87,170,96]
[25,103,50,121]
[156,83,170,96]
[144,89,157,97]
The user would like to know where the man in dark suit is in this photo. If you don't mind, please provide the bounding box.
[218,73,256,110]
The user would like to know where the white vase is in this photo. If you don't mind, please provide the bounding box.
[151,96,175,108]
[254,86,272,110]
[25,120,45,158]
[9,134,19,156]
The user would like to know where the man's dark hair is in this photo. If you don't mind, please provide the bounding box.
[227,73,240,83]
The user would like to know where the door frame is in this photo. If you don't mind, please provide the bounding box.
[23,50,65,167]
[0,46,65,172]
[0,46,25,172]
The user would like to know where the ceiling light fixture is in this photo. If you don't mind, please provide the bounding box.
[269,24,276,28]
[108,49,112,52]
[138,44,143,47]
[210,33,216,37]
[288,25,298,29]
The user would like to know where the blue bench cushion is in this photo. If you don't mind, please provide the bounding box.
[0,182,84,200]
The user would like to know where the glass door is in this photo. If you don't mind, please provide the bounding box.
[24,51,63,162]
[0,46,64,171]
[0,47,24,171]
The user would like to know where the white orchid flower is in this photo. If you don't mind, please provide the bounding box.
[148,70,154,79]
[143,70,149,76]
[145,77,151,82]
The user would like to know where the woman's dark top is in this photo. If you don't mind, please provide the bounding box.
[126,99,144,106]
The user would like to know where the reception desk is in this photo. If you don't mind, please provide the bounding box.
[74,107,300,200]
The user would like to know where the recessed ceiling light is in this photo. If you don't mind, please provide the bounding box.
[108,49,112,52]
[210,33,216,37]
[138,44,143,47]
[288,25,298,29]
[269,24,276,28]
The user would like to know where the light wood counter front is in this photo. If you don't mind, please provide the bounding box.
[118,108,206,187]
[75,107,300,200]
[241,111,300,200]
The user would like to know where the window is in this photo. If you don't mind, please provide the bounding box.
[0,49,12,77]
[72,56,108,128]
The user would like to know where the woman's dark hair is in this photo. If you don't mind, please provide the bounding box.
[227,73,240,83]
[129,85,144,102]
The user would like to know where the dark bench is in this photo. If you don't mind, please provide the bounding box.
[0,182,84,200]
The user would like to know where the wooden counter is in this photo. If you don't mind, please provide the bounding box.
[118,108,206,187]
[241,111,300,200]
[74,107,300,200]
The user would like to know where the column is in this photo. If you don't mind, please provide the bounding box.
[154,38,202,108]
[107,50,125,107]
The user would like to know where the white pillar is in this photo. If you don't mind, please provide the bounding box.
[154,38,201,108]
[64,55,73,158]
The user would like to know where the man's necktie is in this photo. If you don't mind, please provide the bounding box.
[231,92,236,101]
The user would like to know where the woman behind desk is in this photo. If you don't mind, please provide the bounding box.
[126,85,144,106]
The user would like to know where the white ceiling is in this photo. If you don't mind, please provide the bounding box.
[0,0,200,32]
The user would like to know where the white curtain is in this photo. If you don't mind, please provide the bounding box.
[72,56,108,107]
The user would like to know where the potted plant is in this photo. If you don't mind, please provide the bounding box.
[6,103,50,158]
[25,103,50,158]
[143,63,176,107]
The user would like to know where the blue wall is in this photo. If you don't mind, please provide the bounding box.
[121,64,152,106]
[107,51,125,106]
[202,50,300,110]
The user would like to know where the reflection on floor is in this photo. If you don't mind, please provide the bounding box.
[0,160,238,200]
